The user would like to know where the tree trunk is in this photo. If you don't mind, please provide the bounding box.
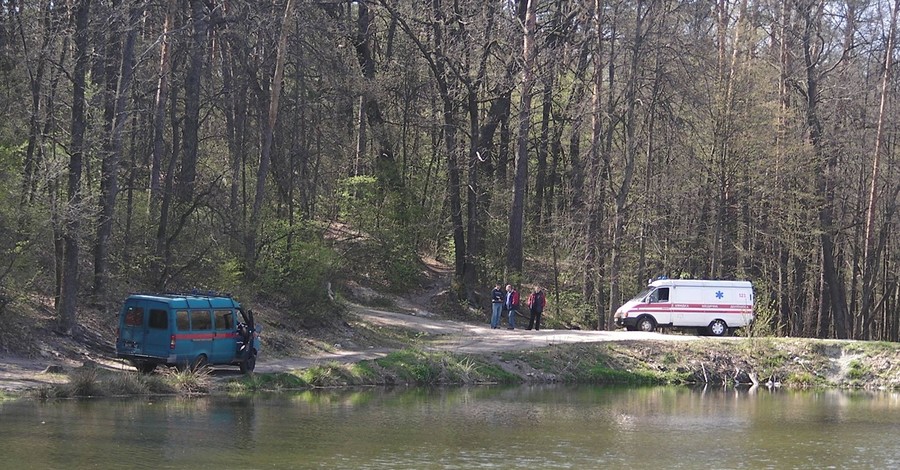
[245,0,295,275]
[94,0,143,296]
[858,0,899,338]
[506,0,537,274]
[178,0,208,202]
[607,0,646,330]
[800,1,850,339]
[150,0,176,216]
[59,0,92,336]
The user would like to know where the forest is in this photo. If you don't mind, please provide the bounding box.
[0,0,898,341]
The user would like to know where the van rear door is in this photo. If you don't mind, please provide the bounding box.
[118,304,145,354]
[118,299,170,359]
[143,304,172,359]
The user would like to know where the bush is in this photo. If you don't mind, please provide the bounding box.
[256,221,342,316]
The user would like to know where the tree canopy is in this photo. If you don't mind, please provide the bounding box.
[1,0,899,340]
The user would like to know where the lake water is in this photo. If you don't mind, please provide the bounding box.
[2,385,899,469]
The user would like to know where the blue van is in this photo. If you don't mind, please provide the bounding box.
[115,293,261,373]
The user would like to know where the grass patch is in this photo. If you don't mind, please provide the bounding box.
[164,368,211,395]
[227,372,309,393]
[785,371,826,388]
[847,360,870,381]
[374,348,516,385]
[34,367,180,399]
[586,366,679,385]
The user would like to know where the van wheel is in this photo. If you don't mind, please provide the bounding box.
[133,361,157,374]
[190,354,209,372]
[637,316,656,332]
[708,320,728,337]
[240,350,257,374]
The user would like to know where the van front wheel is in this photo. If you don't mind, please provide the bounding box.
[708,320,728,337]
[240,350,257,374]
[637,316,656,332]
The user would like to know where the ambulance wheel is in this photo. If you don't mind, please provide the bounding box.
[240,350,257,374]
[133,361,157,374]
[708,320,728,337]
[637,316,656,333]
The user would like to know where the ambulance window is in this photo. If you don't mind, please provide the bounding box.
[176,310,190,331]
[148,309,168,329]
[191,310,212,330]
[124,307,143,326]
[214,310,233,331]
[657,288,670,302]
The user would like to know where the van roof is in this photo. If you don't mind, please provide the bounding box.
[648,279,752,288]
[126,293,241,310]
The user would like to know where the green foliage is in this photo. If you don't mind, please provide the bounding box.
[545,289,595,330]
[738,301,780,338]
[255,221,342,316]
[847,360,870,381]
[785,371,826,388]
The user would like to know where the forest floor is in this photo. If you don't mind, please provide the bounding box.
[3,259,900,394]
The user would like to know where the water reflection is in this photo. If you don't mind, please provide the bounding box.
[2,386,900,468]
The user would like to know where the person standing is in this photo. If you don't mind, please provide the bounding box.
[505,284,520,330]
[490,284,504,329]
[526,286,546,331]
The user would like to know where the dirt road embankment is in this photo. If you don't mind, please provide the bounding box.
[3,303,900,394]
[257,306,900,390]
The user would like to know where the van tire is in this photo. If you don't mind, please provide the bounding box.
[133,361,157,374]
[708,320,728,337]
[240,350,257,374]
[637,316,656,333]
[190,354,209,372]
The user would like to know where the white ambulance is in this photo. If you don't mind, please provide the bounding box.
[613,279,754,336]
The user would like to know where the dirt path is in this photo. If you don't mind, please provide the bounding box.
[255,303,710,373]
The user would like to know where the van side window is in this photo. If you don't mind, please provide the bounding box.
[191,310,212,331]
[124,307,143,326]
[148,309,168,329]
[214,310,233,331]
[657,288,670,302]
[176,310,190,331]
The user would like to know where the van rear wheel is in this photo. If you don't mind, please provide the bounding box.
[133,361,157,374]
[189,354,209,372]
[708,319,728,337]
[637,316,656,332]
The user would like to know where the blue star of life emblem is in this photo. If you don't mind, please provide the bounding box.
[715,291,724,299]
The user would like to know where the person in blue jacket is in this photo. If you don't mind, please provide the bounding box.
[490,284,504,329]
[505,284,520,330]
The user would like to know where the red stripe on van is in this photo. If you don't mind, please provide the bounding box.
[631,306,752,315]
[173,332,239,341]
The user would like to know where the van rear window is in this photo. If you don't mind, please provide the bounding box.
[124,307,143,326]
[148,309,168,329]
[191,310,212,330]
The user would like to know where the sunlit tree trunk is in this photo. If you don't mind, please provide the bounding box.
[507,0,537,274]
